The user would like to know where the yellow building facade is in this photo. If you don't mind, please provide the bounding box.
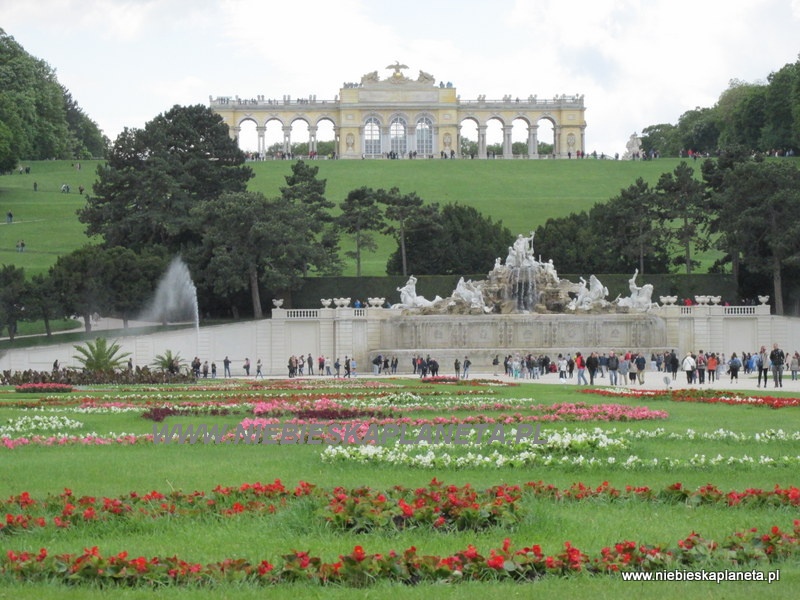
[210,64,587,159]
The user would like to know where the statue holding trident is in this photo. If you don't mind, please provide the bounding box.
[512,231,535,267]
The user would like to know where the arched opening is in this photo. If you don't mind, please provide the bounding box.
[486,118,504,158]
[315,118,336,158]
[537,118,555,158]
[415,117,433,158]
[364,117,381,157]
[389,117,407,157]
[264,119,284,158]
[290,118,310,158]
[237,118,259,157]
[458,118,479,158]
[512,117,530,158]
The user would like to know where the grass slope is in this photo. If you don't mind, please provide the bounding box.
[1,158,690,278]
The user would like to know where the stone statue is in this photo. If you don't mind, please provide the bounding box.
[452,277,486,310]
[395,275,438,308]
[361,71,380,84]
[622,132,643,160]
[417,70,435,85]
[616,269,655,310]
[567,275,608,310]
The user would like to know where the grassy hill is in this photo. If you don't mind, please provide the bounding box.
[1,157,704,277]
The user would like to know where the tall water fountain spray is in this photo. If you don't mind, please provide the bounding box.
[140,257,200,338]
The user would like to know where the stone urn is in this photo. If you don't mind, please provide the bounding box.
[758,295,770,305]
[709,295,721,305]
[659,295,677,306]
[272,298,284,309]
[694,295,708,305]
[321,298,332,308]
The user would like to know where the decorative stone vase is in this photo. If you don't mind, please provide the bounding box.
[272,299,284,309]
[321,298,332,308]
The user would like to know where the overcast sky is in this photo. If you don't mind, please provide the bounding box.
[4,0,799,154]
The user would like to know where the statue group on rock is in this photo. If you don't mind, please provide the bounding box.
[392,233,657,314]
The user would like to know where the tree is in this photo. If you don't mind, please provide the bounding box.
[338,187,384,277]
[716,161,800,315]
[642,123,679,157]
[0,265,28,340]
[25,273,61,338]
[79,104,252,252]
[676,107,720,154]
[99,248,167,328]
[589,178,670,274]
[715,80,767,151]
[48,246,110,332]
[387,204,511,275]
[280,160,341,276]
[760,61,800,151]
[378,187,424,277]
[191,191,327,318]
[533,212,593,274]
[73,338,131,371]
[653,162,708,274]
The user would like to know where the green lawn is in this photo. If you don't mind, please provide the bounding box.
[1,378,799,598]
[1,157,699,278]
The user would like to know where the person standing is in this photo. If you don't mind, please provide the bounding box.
[790,352,799,381]
[202,361,209,378]
[307,353,314,375]
[223,356,231,378]
[635,353,647,385]
[343,356,351,378]
[350,356,357,377]
[462,356,471,379]
[706,353,718,383]
[575,352,588,385]
[682,352,696,384]
[255,359,263,378]
[696,351,706,384]
[769,343,785,388]
[756,346,769,387]
[243,358,250,376]
[607,351,619,386]
[454,357,461,379]
[728,353,742,382]
[585,352,599,385]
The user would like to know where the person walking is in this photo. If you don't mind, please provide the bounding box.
[635,353,647,385]
[585,352,599,385]
[462,356,471,379]
[728,352,742,382]
[575,352,588,385]
[255,359,263,378]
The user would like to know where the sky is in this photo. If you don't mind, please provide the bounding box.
[3,0,800,154]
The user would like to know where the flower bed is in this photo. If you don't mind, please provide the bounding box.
[14,383,73,394]
[581,388,800,409]
[3,522,799,586]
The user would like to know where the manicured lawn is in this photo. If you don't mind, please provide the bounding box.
[1,158,695,278]
[1,377,798,597]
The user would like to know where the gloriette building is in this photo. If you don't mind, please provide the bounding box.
[210,63,587,159]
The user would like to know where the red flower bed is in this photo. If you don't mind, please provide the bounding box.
[4,479,799,537]
[2,522,799,586]
[14,383,73,394]
[581,388,800,409]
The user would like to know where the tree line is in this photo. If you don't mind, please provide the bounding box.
[642,55,800,156]
[534,149,800,314]
[0,29,107,172]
